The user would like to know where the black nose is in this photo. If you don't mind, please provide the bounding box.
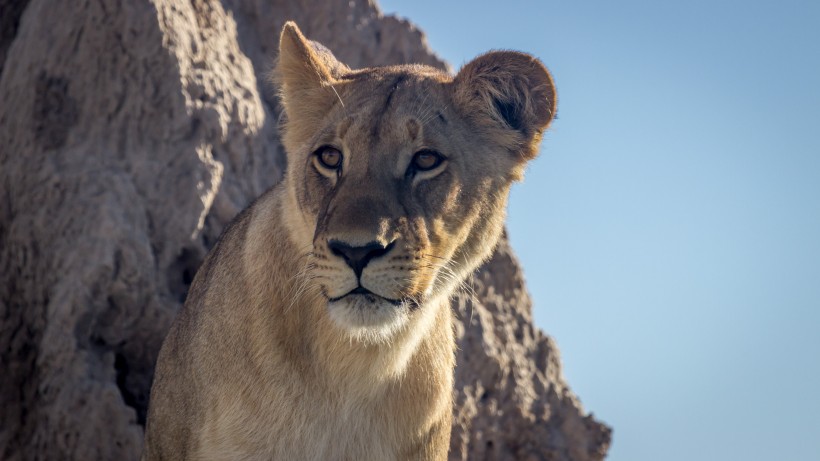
[328,240,395,278]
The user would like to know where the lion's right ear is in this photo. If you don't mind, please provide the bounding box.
[276,22,350,146]
[277,22,337,92]
[277,23,349,116]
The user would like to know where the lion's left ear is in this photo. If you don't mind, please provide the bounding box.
[453,51,556,161]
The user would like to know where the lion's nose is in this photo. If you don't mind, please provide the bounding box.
[328,240,395,278]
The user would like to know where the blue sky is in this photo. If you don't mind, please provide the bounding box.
[379,1,820,460]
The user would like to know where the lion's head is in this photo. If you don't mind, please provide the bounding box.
[276,23,556,341]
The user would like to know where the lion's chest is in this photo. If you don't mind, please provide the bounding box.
[196,376,413,460]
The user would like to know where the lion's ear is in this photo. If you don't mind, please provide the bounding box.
[453,51,557,161]
[277,22,349,91]
[276,22,350,142]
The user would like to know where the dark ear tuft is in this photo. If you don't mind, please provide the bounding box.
[454,51,557,161]
[493,98,524,132]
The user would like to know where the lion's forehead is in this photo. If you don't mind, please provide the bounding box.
[342,72,450,126]
[333,85,454,171]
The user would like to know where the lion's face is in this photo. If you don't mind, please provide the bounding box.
[289,73,511,337]
[277,26,555,340]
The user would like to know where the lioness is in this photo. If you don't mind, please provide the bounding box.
[142,22,556,460]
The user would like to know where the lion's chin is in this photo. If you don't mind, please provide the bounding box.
[327,294,411,343]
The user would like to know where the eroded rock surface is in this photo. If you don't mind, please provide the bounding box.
[0,0,610,459]
[450,237,611,460]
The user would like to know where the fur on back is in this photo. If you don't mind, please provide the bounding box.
[141,22,556,461]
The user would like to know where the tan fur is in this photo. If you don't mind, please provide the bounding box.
[141,22,556,460]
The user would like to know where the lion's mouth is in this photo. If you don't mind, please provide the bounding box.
[329,286,405,307]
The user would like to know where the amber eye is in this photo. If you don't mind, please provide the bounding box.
[315,146,343,170]
[411,150,445,171]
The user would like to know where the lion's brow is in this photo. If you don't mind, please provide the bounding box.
[369,74,410,139]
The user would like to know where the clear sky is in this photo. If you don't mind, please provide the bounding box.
[379,1,820,460]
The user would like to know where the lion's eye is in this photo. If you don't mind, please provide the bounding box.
[411,150,445,171]
[315,146,343,170]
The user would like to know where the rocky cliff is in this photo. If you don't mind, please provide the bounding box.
[0,0,610,459]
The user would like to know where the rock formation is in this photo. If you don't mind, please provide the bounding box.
[0,0,610,459]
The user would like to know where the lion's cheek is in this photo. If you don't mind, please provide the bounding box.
[440,182,462,214]
[426,217,453,258]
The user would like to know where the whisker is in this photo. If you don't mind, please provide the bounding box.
[328,84,346,113]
